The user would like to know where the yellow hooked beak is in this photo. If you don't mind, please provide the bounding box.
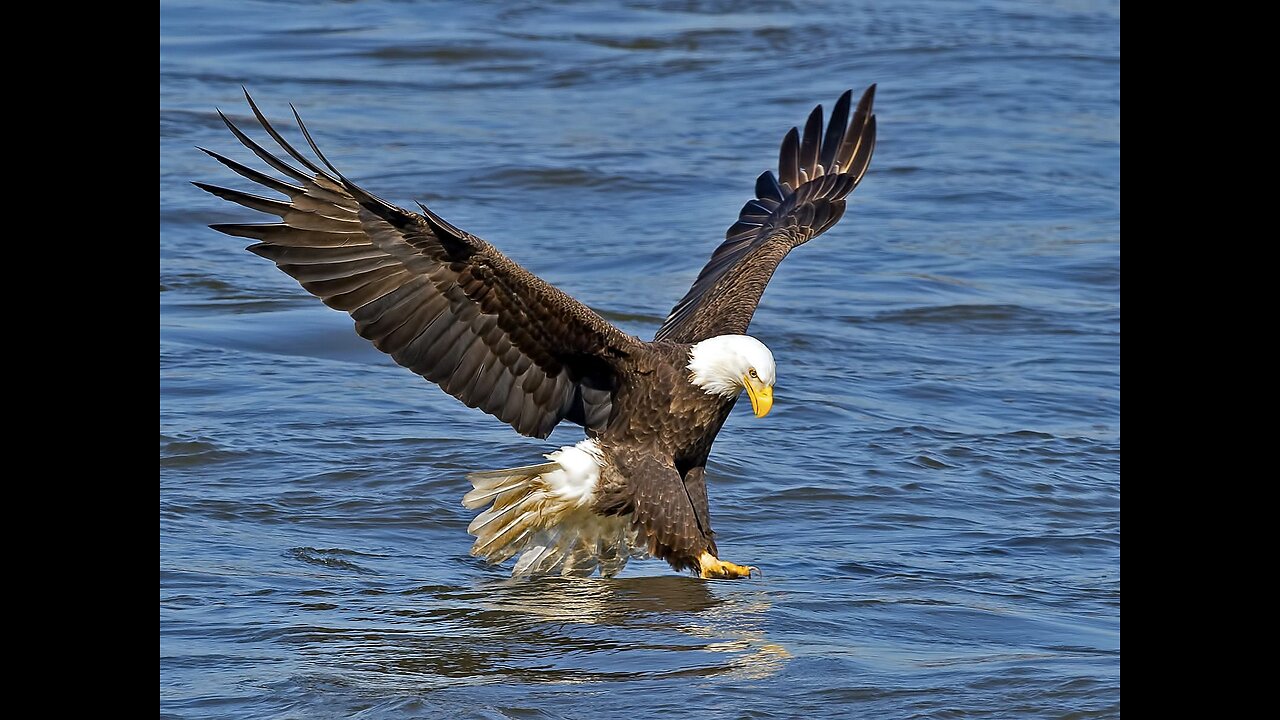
[743,376,774,418]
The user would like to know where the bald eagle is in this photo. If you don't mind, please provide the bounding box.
[197,85,877,579]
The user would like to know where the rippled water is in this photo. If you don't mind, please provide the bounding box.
[160,1,1120,717]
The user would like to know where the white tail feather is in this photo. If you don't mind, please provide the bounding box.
[462,439,645,578]
[462,462,558,509]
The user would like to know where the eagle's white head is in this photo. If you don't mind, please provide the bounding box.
[687,335,777,417]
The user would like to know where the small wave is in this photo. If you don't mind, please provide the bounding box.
[359,45,533,63]
[910,454,955,469]
[877,303,1040,325]
[468,165,666,194]
[285,547,379,574]
[760,486,860,503]
[160,436,243,467]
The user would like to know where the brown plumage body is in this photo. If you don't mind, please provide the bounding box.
[197,85,876,577]
[590,342,738,571]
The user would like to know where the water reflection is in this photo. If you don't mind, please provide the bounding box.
[294,577,788,688]
[464,576,787,680]
[478,575,726,621]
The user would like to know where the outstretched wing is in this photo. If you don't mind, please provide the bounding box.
[655,86,877,343]
[197,92,640,439]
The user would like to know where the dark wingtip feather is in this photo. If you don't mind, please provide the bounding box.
[246,242,273,259]
[820,90,852,172]
[778,127,800,191]
[754,171,785,203]
[218,108,314,184]
[848,115,877,183]
[193,181,290,216]
[209,222,260,239]
[798,104,823,181]
[196,146,305,197]
[836,84,877,173]
[856,84,876,117]
[242,90,333,180]
[857,84,876,121]
[290,103,345,179]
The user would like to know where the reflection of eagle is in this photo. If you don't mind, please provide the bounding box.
[198,85,876,579]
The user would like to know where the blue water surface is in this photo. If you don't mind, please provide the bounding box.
[160,1,1120,717]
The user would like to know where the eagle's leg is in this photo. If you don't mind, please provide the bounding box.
[698,552,761,579]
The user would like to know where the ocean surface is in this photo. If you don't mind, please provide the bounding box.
[159,1,1120,717]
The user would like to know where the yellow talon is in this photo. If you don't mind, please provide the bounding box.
[699,551,761,579]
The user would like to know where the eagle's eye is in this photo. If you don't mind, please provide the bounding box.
[748,368,758,379]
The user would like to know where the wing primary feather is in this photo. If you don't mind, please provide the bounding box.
[820,89,852,172]
[837,84,876,172]
[799,104,823,182]
[217,109,313,185]
[242,89,336,182]
[291,103,345,179]
[192,182,291,216]
[257,244,384,266]
[212,223,361,247]
[210,222,286,241]
[848,116,877,183]
[778,127,800,191]
[197,147,304,197]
